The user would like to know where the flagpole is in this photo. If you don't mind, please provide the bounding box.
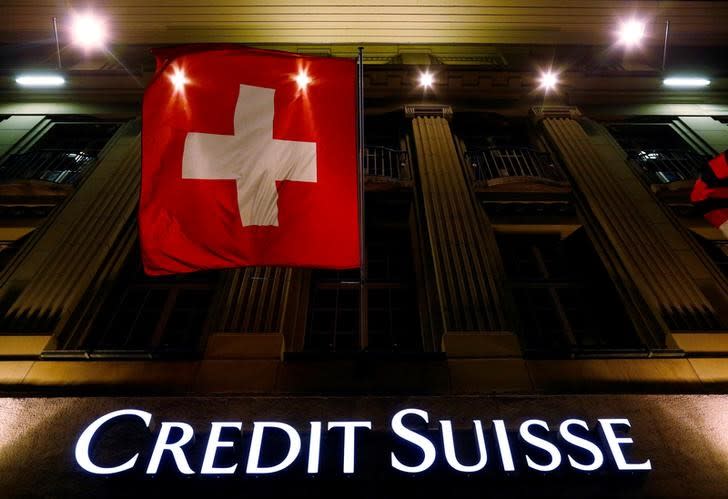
[357,46,368,351]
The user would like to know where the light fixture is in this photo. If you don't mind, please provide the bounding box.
[538,70,559,92]
[168,67,189,93]
[419,71,434,88]
[616,19,646,48]
[71,11,109,52]
[663,77,711,88]
[293,70,311,90]
[15,73,66,88]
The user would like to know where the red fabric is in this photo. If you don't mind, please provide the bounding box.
[139,46,359,275]
[709,152,728,180]
[704,208,728,229]
[690,178,728,204]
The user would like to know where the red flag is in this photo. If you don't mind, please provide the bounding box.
[709,151,728,180]
[139,46,359,275]
[691,151,728,237]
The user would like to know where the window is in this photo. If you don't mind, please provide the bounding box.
[453,113,566,186]
[363,113,412,184]
[693,234,728,278]
[0,117,122,274]
[305,194,421,353]
[607,122,708,184]
[497,230,642,356]
[52,244,219,357]
[0,118,121,185]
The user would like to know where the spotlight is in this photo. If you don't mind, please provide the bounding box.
[617,19,646,48]
[15,73,66,88]
[663,77,711,88]
[538,70,559,92]
[293,70,311,90]
[169,67,189,93]
[419,71,434,88]
[71,11,109,52]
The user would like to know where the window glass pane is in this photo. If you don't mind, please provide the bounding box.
[607,123,707,183]
[498,231,643,355]
[63,243,218,356]
[305,194,421,353]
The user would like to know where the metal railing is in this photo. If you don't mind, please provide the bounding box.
[0,149,97,185]
[465,146,566,184]
[627,149,706,184]
[364,146,410,181]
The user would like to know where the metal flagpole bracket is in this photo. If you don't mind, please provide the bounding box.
[662,20,670,73]
[53,17,62,69]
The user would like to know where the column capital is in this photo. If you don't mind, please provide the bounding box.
[530,105,581,122]
[405,104,453,121]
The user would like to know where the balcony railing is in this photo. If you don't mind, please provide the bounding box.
[364,146,410,182]
[0,150,97,186]
[465,146,566,185]
[627,149,706,184]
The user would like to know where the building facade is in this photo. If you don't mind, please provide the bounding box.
[1,1,728,497]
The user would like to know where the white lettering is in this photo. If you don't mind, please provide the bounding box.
[440,420,487,473]
[492,420,515,472]
[200,422,242,474]
[390,409,437,473]
[75,409,151,475]
[73,408,651,478]
[307,421,322,474]
[327,421,372,474]
[246,422,301,474]
[559,419,604,472]
[146,422,195,475]
[599,419,651,471]
[519,420,562,472]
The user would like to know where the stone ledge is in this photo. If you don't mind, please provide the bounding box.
[449,358,532,393]
[441,331,522,358]
[0,356,720,395]
[21,361,199,391]
[668,332,728,353]
[0,361,33,384]
[21,361,199,392]
[204,332,284,360]
[0,335,51,356]
[689,358,728,389]
[196,360,279,394]
[528,359,700,392]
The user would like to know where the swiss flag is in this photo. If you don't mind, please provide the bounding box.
[139,46,359,275]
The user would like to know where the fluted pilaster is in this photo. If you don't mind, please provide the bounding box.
[0,121,141,339]
[537,107,727,347]
[411,115,513,340]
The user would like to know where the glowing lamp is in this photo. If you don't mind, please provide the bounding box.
[15,73,66,88]
[538,70,559,92]
[419,71,434,88]
[71,11,109,52]
[294,70,311,90]
[663,77,711,88]
[169,67,189,93]
[617,19,646,48]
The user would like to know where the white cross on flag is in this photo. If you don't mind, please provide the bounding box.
[182,84,317,227]
[139,46,359,275]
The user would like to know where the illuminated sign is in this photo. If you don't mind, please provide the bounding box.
[75,408,651,477]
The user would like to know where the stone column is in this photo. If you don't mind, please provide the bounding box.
[202,266,301,360]
[534,106,728,352]
[0,120,142,355]
[410,109,520,357]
